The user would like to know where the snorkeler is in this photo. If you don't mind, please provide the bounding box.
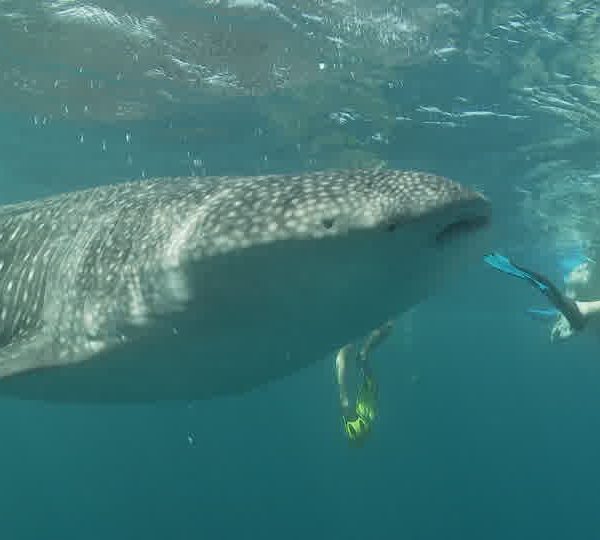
[484,252,600,341]
[335,321,394,445]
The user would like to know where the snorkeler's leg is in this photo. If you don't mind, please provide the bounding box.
[360,320,394,362]
[336,342,372,444]
[335,343,356,418]
[485,253,586,331]
[336,321,395,444]
[358,320,394,381]
[354,322,394,424]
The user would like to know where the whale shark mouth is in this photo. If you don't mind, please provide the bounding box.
[435,214,490,244]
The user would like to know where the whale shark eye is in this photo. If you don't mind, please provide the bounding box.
[321,218,335,229]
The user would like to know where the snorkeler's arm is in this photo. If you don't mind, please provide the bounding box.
[337,322,394,445]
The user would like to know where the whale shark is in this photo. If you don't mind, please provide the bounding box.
[0,169,490,402]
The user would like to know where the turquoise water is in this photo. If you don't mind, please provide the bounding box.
[2,1,600,538]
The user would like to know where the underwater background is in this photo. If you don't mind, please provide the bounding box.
[2,1,600,538]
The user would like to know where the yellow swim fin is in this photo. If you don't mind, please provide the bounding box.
[342,375,378,446]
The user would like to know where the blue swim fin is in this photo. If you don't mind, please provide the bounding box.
[483,253,549,292]
[526,307,560,322]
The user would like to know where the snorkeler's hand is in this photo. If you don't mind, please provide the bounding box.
[550,314,575,343]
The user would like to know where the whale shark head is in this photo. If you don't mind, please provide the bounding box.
[179,169,491,357]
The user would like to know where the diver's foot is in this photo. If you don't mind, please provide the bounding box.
[343,414,371,446]
[551,314,575,342]
[342,376,378,445]
[355,376,378,422]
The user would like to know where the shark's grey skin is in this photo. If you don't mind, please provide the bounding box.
[0,169,490,402]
